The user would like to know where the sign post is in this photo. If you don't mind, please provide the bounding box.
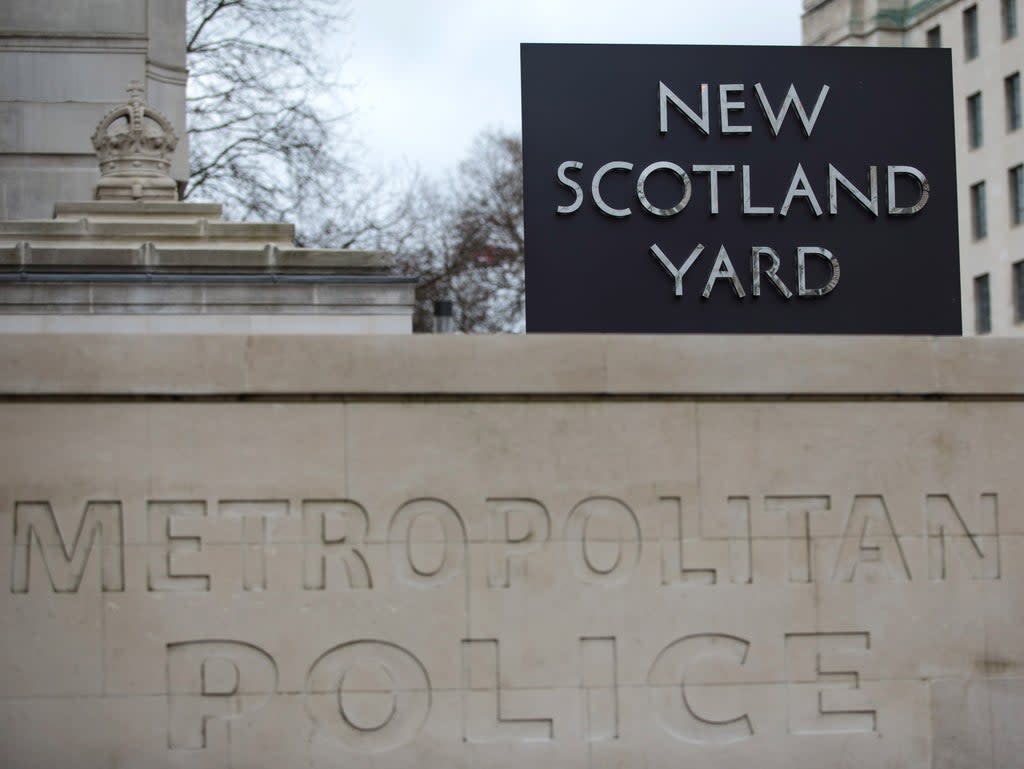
[521,44,961,334]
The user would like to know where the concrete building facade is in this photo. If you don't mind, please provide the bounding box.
[803,0,1024,336]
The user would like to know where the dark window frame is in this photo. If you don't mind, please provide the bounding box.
[1007,72,1022,132]
[971,181,988,240]
[1003,0,1019,40]
[964,5,980,60]
[1010,164,1024,226]
[1013,260,1024,323]
[974,273,992,334]
[967,91,984,148]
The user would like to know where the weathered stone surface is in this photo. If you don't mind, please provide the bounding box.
[0,0,188,218]
[0,333,1020,768]
[0,201,415,332]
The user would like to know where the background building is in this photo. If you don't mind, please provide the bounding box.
[803,0,1023,336]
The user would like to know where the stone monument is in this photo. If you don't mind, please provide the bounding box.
[0,83,416,334]
[0,0,189,219]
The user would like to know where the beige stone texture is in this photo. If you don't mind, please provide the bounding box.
[0,332,1021,768]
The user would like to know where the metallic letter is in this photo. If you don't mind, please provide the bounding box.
[556,161,584,214]
[719,84,752,134]
[751,247,793,298]
[779,163,823,218]
[702,245,746,299]
[650,242,705,297]
[753,83,830,137]
[887,165,930,215]
[637,161,691,217]
[659,81,710,135]
[796,247,839,297]
[742,165,774,215]
[592,161,633,218]
[692,164,735,215]
[828,164,879,216]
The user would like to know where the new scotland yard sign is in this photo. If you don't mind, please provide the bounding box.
[521,44,961,333]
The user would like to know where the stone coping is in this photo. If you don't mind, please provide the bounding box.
[53,201,224,219]
[0,245,393,272]
[0,333,1020,397]
[0,219,296,243]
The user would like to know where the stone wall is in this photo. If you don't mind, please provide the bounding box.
[0,0,187,219]
[0,333,1022,768]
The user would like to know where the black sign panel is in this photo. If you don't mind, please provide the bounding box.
[521,44,961,334]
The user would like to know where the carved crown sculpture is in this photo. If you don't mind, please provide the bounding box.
[91,81,179,201]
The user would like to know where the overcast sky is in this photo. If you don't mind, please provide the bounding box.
[339,1,804,176]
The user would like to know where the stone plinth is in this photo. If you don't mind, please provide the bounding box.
[0,201,416,334]
[0,333,1021,767]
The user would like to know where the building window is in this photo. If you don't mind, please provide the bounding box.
[964,5,980,59]
[927,25,942,47]
[1011,164,1024,225]
[975,274,991,334]
[967,92,984,148]
[1004,0,1019,39]
[971,181,988,240]
[1007,72,1022,131]
[1014,261,1024,322]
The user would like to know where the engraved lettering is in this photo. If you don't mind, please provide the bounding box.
[148,501,210,592]
[486,497,550,588]
[580,637,619,742]
[166,640,277,750]
[388,498,466,588]
[832,496,910,582]
[302,500,372,590]
[648,634,754,744]
[926,493,1000,580]
[462,639,554,743]
[785,632,876,734]
[219,500,288,591]
[763,496,831,583]
[565,497,641,585]
[11,500,123,592]
[660,496,751,586]
[305,640,430,753]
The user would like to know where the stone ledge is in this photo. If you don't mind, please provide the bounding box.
[0,246,394,272]
[53,201,224,219]
[0,333,1019,397]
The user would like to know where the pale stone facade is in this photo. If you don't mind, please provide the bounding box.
[0,0,189,219]
[802,0,1024,336]
[0,199,416,335]
[0,333,1021,768]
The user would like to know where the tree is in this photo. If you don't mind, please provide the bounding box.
[183,3,526,332]
[184,1,352,234]
[391,130,525,333]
